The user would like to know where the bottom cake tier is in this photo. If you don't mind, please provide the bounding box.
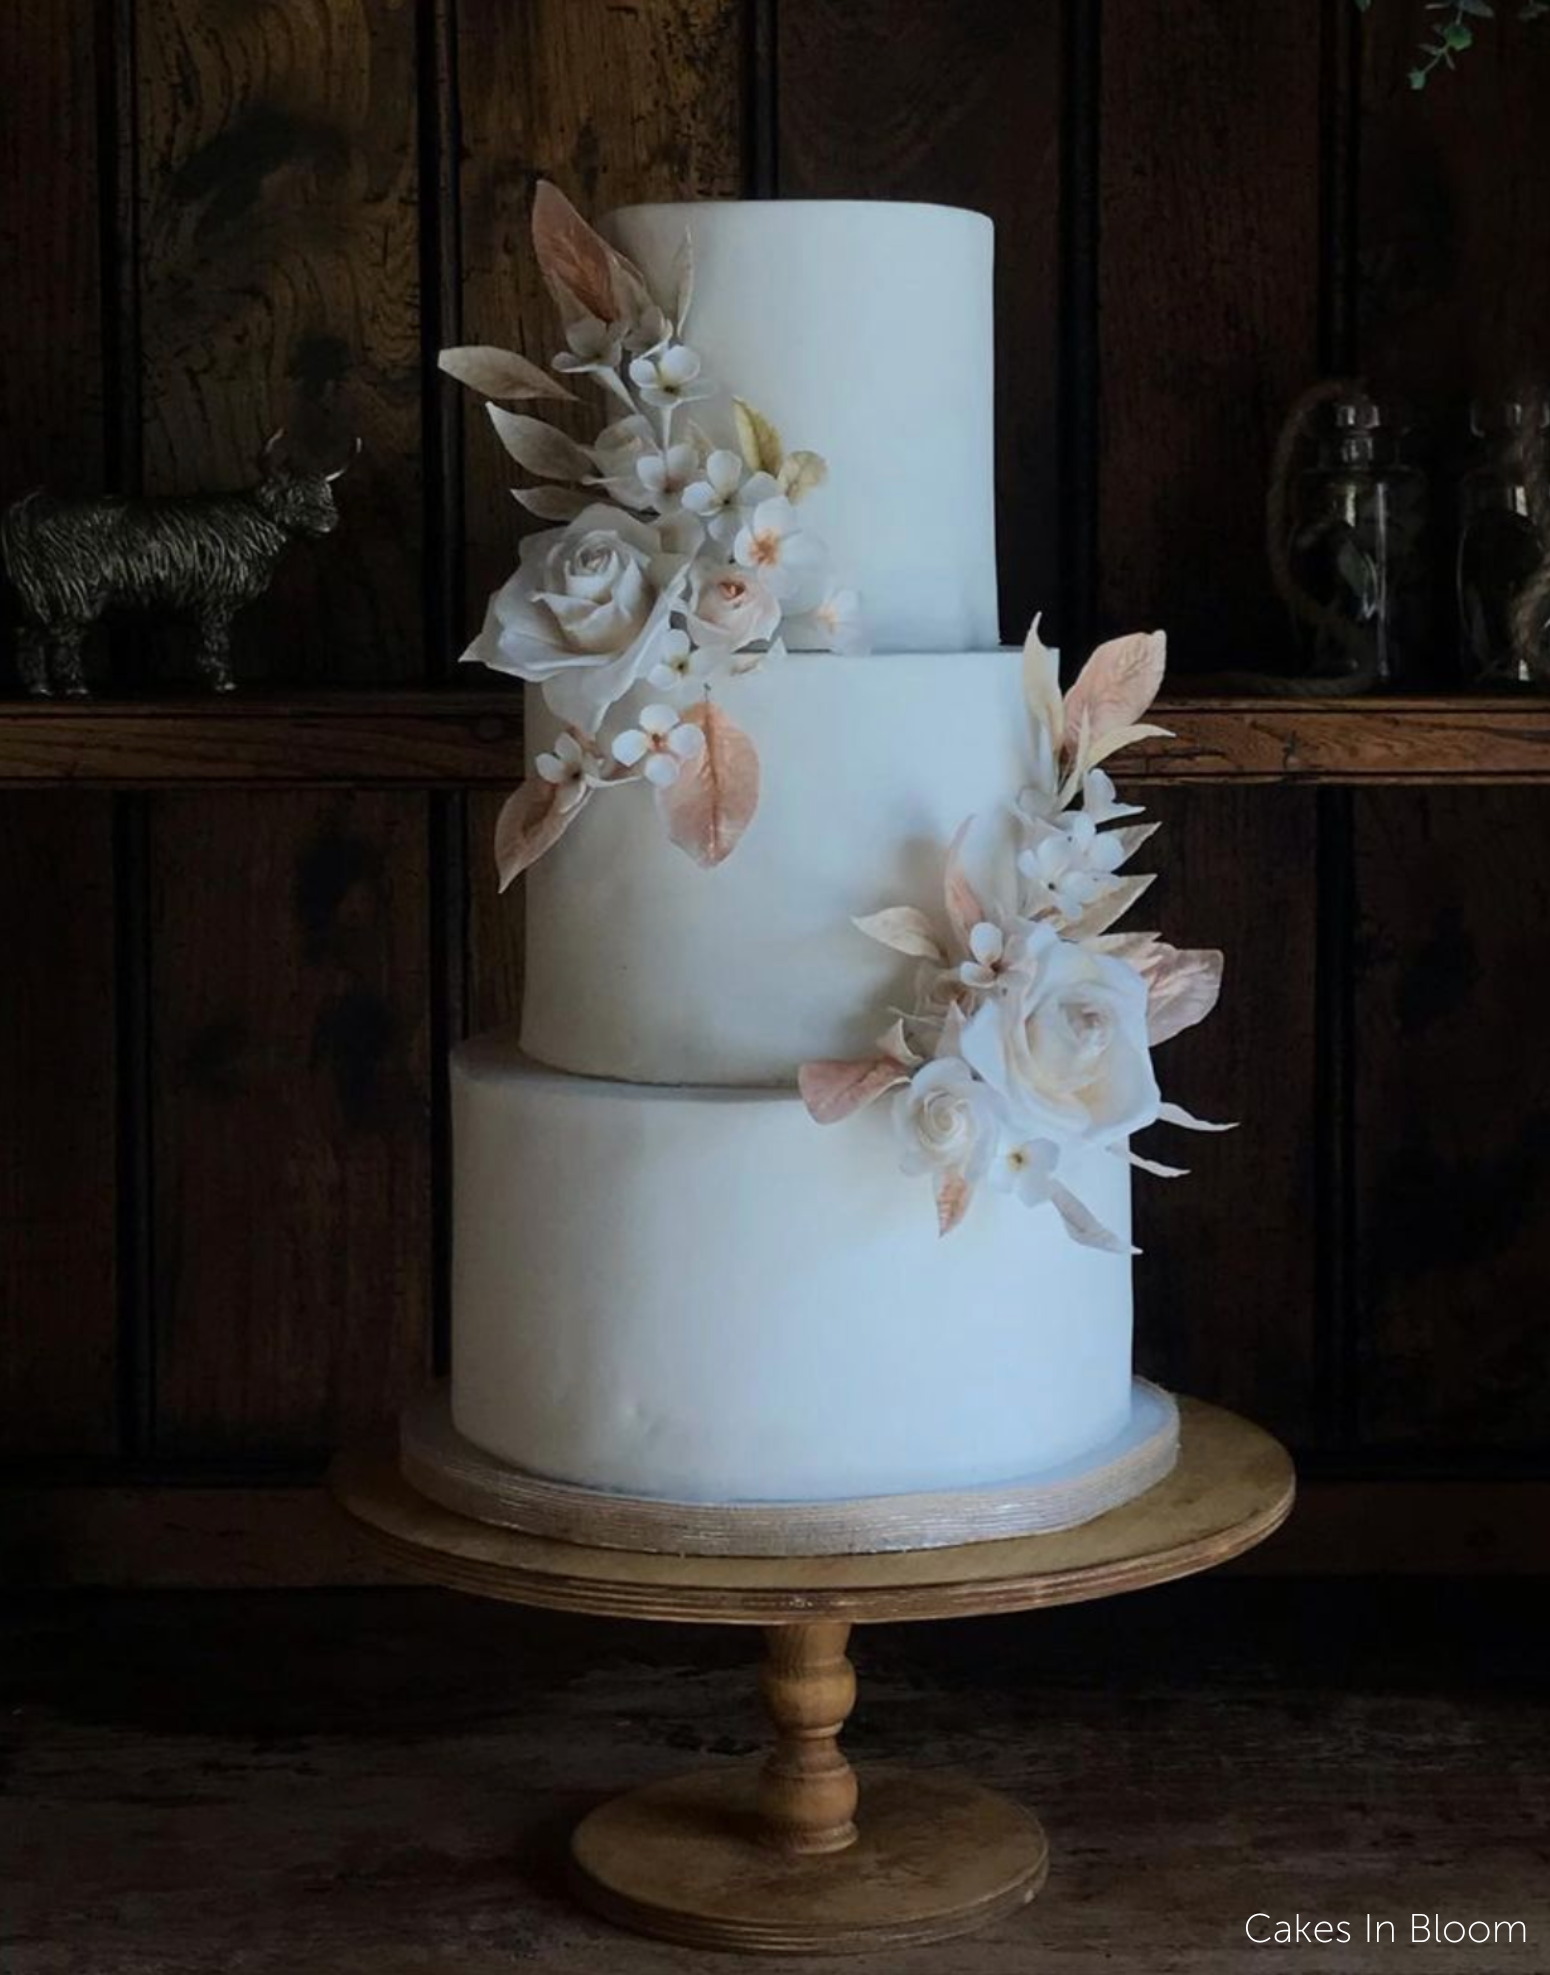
[451,1034,1140,1505]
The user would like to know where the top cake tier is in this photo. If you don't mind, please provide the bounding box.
[604,200,999,652]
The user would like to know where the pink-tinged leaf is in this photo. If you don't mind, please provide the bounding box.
[531,180,658,333]
[493,778,589,892]
[1081,720,1175,776]
[1157,1101,1236,1133]
[1050,1181,1136,1254]
[1021,613,1064,753]
[659,700,760,868]
[487,406,593,480]
[943,818,985,950]
[798,1057,908,1125]
[513,483,592,521]
[936,1170,973,1237]
[1064,872,1156,942]
[531,180,620,322]
[438,345,575,403]
[1132,943,1224,1046]
[851,906,944,961]
[1062,631,1167,755]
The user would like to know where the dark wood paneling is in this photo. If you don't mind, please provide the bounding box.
[776,0,1063,641]
[1349,791,1550,1454]
[134,0,425,686]
[454,0,748,1034]
[1132,790,1321,1445]
[131,2,434,1459]
[0,6,120,1456]
[1097,0,1324,662]
[146,791,430,1458]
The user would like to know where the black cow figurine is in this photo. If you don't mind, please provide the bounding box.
[1,432,358,696]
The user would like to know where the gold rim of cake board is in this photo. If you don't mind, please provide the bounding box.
[397,1377,1181,1557]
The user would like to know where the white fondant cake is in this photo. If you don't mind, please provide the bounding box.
[604,201,999,653]
[441,195,1174,1534]
[452,1039,1133,1502]
[522,650,1028,1084]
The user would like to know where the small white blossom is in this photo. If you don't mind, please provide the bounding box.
[1018,811,1128,922]
[959,922,1009,992]
[732,495,829,610]
[629,342,713,411]
[634,442,701,513]
[796,586,870,655]
[611,702,706,787]
[534,731,609,811]
[554,315,625,376]
[647,629,709,696]
[681,448,748,542]
[1081,766,1145,824]
[990,1137,1061,1207]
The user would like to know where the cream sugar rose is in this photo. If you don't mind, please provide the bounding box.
[439,186,1232,1521]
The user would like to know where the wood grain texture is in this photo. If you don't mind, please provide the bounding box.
[1132,792,1320,1446]
[329,1398,1294,1624]
[0,7,120,1458]
[146,791,431,1458]
[134,0,424,685]
[1349,790,1550,1454]
[775,0,1063,639]
[1097,0,1323,662]
[0,797,119,1457]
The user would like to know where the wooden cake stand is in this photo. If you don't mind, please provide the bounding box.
[329,1397,1293,1956]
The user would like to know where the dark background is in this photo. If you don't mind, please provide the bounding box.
[2,0,1548,1579]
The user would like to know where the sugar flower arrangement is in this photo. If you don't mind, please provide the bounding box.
[441,182,865,883]
[799,625,1229,1249]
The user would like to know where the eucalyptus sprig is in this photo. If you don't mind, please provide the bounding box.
[1354,0,1548,89]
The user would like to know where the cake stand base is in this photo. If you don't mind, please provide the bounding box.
[329,1398,1294,1958]
[570,1766,1047,1954]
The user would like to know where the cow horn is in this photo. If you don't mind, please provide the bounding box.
[324,437,363,483]
[259,428,288,472]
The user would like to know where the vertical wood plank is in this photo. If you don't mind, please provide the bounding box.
[1097,0,1324,661]
[776,0,1064,641]
[1349,791,1550,1455]
[133,2,434,1459]
[455,0,747,1035]
[1132,791,1321,1445]
[0,4,120,1457]
[147,792,431,1458]
[135,0,424,684]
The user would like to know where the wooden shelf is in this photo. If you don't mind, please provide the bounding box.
[2,689,1550,788]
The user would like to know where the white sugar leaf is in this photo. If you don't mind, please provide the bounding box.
[1157,1101,1237,1133]
[876,1017,923,1067]
[1109,819,1161,864]
[1021,613,1064,754]
[671,227,695,331]
[1050,1181,1137,1255]
[438,345,575,403]
[1117,1147,1190,1179]
[1063,871,1156,941]
[487,406,594,480]
[513,484,592,520]
[852,906,945,961]
[733,397,784,476]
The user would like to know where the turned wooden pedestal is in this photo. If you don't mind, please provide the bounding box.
[330,1398,1294,1955]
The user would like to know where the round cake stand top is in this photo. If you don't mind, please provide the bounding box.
[329,1398,1294,1624]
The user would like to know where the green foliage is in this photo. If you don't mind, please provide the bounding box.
[1353,0,1546,86]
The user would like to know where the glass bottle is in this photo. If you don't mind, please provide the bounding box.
[1457,402,1550,686]
[1281,394,1428,687]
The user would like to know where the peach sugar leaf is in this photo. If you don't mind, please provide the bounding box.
[513,484,592,521]
[798,1057,909,1125]
[935,1170,973,1237]
[437,345,575,403]
[1021,614,1064,753]
[1062,631,1167,754]
[487,406,594,481]
[659,699,761,868]
[493,778,590,892]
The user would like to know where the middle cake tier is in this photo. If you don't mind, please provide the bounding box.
[522,646,1025,1085]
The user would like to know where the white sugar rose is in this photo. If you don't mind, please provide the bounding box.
[465,504,689,735]
[959,926,1160,1148]
[684,564,782,653]
[893,1058,1000,1183]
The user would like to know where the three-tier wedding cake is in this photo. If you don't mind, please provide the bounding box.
[420,191,1227,1551]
